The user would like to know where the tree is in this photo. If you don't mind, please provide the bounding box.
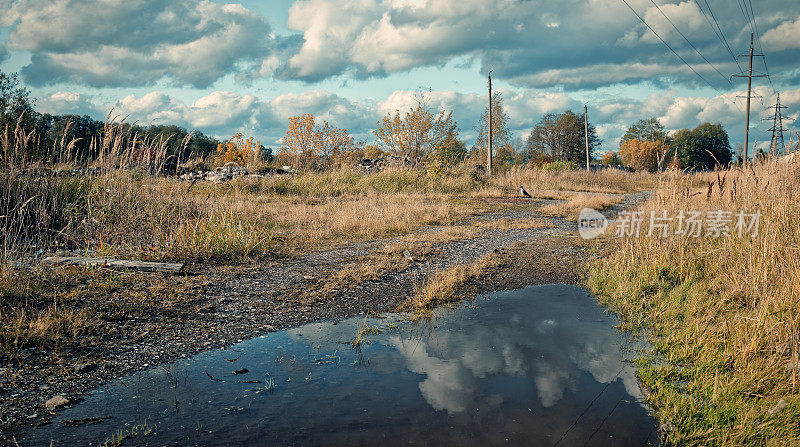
[282,113,355,170]
[314,121,355,168]
[374,102,457,164]
[524,110,600,162]
[670,123,732,170]
[212,133,261,167]
[433,127,467,166]
[282,114,318,170]
[0,71,36,131]
[601,152,624,166]
[493,139,524,172]
[619,139,671,172]
[472,92,511,162]
[621,118,668,144]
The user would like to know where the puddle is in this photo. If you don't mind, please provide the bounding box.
[27,284,658,446]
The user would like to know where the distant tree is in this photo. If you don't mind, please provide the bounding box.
[283,114,318,170]
[433,127,467,166]
[619,139,671,172]
[493,139,523,173]
[670,123,732,170]
[211,133,261,167]
[283,113,355,170]
[524,110,600,163]
[601,152,624,166]
[472,92,511,162]
[259,145,274,163]
[621,118,668,144]
[315,121,356,169]
[0,71,36,130]
[374,102,457,164]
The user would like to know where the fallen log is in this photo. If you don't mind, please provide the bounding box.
[43,256,184,274]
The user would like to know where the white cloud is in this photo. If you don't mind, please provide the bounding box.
[7,0,276,88]
[37,91,101,116]
[640,1,705,44]
[762,17,800,51]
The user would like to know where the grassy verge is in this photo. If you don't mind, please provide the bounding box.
[586,160,800,445]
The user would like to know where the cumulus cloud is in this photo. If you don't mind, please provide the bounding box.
[6,0,277,88]
[74,89,377,144]
[762,17,800,51]
[277,0,800,89]
[2,0,799,91]
[37,91,102,116]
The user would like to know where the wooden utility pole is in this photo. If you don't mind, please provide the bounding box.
[487,71,493,176]
[584,104,590,171]
[744,34,754,164]
[733,33,765,164]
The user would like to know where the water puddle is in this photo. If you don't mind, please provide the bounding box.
[27,284,658,446]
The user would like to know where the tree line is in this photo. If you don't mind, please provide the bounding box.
[610,118,733,171]
[3,68,735,173]
[280,91,604,173]
[1,71,226,167]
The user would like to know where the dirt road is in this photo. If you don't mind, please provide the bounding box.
[0,192,646,444]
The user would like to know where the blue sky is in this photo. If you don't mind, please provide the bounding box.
[1,0,799,154]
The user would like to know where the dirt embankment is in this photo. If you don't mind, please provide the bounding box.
[0,193,635,444]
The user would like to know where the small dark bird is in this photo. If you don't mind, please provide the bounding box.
[519,185,532,198]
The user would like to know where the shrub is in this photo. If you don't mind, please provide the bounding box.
[542,160,578,172]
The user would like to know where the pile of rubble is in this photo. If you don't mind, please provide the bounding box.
[179,162,293,182]
[356,155,414,173]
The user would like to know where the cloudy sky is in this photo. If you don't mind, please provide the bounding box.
[1,0,799,153]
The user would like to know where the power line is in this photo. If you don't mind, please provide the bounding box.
[700,0,742,71]
[620,0,726,95]
[648,0,730,84]
[746,0,776,92]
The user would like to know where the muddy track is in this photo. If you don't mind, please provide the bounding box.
[0,192,644,445]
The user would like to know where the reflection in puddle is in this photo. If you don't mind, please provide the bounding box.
[28,284,658,446]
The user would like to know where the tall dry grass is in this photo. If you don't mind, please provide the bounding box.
[489,165,656,195]
[587,158,800,445]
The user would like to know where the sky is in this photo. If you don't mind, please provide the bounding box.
[1,0,799,155]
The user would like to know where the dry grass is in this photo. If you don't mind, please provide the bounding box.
[539,193,623,221]
[488,166,656,195]
[408,251,506,310]
[586,159,800,445]
[0,117,655,356]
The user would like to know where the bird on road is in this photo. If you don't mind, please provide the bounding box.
[519,185,532,198]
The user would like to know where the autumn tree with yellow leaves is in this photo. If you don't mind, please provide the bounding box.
[281,113,356,170]
[373,102,458,165]
[211,133,261,167]
[618,138,671,172]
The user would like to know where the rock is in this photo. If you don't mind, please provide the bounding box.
[45,395,69,409]
[768,398,788,415]
[74,363,97,374]
[206,172,232,183]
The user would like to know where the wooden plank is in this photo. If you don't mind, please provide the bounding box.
[43,256,184,274]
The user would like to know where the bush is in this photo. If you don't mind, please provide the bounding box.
[542,160,578,172]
